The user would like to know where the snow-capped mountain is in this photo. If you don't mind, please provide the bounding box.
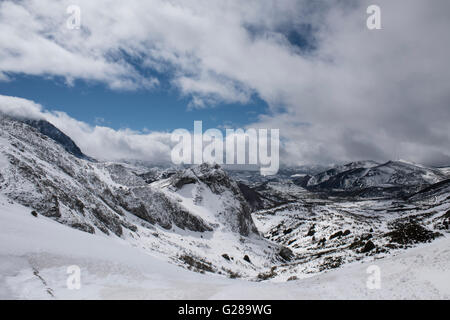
[0,114,449,296]
[292,160,448,198]
[304,160,381,187]
[0,115,288,279]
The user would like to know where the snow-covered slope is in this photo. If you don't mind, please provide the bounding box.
[1,197,449,299]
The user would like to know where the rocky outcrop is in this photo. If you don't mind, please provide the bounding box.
[167,163,259,236]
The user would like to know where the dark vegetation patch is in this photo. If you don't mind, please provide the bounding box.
[319,256,343,271]
[257,267,277,281]
[69,222,95,234]
[179,255,215,274]
[385,221,442,245]
[223,269,241,279]
[434,210,450,231]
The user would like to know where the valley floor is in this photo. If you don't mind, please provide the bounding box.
[1,197,449,300]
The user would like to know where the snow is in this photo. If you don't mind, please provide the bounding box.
[0,117,449,299]
[1,196,450,300]
[439,167,450,176]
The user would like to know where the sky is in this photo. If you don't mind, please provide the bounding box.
[0,74,268,131]
[0,0,449,167]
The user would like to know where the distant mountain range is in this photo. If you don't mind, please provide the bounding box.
[290,159,448,198]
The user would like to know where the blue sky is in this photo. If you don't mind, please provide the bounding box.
[0,74,269,132]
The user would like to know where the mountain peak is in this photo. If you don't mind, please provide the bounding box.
[20,118,90,160]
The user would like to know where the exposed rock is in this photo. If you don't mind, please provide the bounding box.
[318,238,326,246]
[69,222,95,234]
[237,182,266,211]
[306,225,316,236]
[361,240,376,253]
[221,254,231,261]
[21,118,89,160]
[167,163,259,236]
[279,247,294,261]
[329,230,344,240]
[92,207,123,237]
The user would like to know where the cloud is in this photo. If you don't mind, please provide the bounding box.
[0,0,449,166]
[0,0,158,90]
[251,0,450,166]
[0,94,173,163]
[0,0,324,96]
[0,95,44,119]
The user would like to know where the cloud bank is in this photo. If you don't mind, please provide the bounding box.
[0,95,173,164]
[0,0,449,166]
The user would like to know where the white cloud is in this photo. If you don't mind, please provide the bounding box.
[0,94,173,163]
[0,0,449,166]
[0,95,44,119]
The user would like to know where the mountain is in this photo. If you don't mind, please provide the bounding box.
[294,160,448,198]
[303,160,380,187]
[229,160,450,280]
[152,163,259,236]
[0,113,449,288]
[21,118,90,160]
[0,115,287,279]
[227,165,328,186]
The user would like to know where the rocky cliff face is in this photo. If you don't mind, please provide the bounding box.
[164,163,259,236]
